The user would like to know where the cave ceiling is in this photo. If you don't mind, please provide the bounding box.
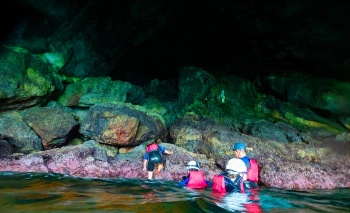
[1,0,350,83]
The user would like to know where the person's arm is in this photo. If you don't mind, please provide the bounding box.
[179,177,189,187]
[159,146,173,155]
[164,150,173,154]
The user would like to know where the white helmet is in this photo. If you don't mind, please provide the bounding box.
[186,160,200,170]
[226,158,247,173]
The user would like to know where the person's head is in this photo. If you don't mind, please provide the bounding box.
[225,158,247,178]
[186,160,200,171]
[154,138,162,144]
[232,142,247,158]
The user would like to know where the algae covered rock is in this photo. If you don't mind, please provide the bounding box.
[0,46,63,110]
[57,77,145,107]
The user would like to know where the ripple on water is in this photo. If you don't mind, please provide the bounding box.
[0,172,349,212]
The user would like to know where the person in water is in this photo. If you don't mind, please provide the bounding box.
[232,142,259,189]
[179,160,212,189]
[143,138,173,180]
[213,158,248,193]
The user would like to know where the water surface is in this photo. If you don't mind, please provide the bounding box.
[0,172,349,212]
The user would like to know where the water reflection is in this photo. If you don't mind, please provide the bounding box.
[0,172,349,212]
[210,189,262,212]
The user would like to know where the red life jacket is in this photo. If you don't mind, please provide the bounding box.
[146,143,158,153]
[212,175,226,193]
[186,171,209,189]
[247,158,259,182]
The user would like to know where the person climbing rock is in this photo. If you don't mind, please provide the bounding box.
[143,138,173,180]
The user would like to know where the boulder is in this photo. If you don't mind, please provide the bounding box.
[57,77,145,106]
[80,103,167,146]
[21,106,78,149]
[0,46,63,110]
[0,114,42,154]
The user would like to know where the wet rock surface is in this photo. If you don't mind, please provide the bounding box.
[0,134,349,190]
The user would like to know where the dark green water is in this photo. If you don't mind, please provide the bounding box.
[0,172,349,213]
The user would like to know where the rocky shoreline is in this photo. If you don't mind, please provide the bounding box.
[1,132,349,190]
